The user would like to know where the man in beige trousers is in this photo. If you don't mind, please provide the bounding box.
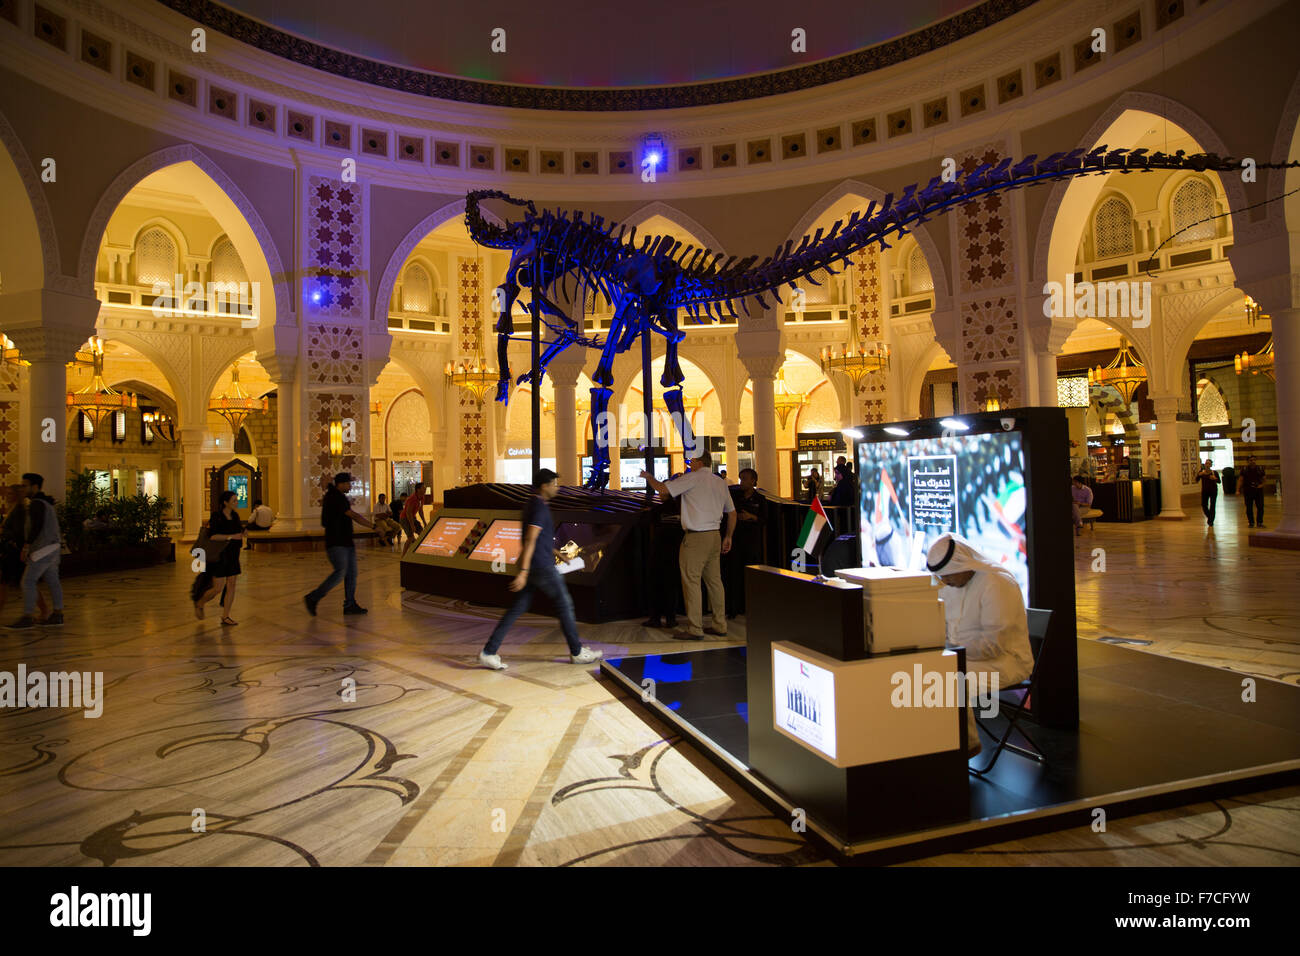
[642,448,736,640]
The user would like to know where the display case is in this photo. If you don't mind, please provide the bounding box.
[400,484,657,622]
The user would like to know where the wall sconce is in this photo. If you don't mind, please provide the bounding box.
[329,418,344,458]
[371,400,382,416]
[984,398,1001,412]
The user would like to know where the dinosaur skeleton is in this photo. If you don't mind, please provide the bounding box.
[465,148,1296,489]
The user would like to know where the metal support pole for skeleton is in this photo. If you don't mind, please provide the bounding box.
[531,273,541,481]
[642,329,655,494]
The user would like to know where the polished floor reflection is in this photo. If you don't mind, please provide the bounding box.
[1,499,1296,866]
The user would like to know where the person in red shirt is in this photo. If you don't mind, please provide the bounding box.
[399,486,425,554]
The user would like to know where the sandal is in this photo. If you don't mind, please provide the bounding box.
[220,617,238,626]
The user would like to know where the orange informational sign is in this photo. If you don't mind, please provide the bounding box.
[416,516,477,557]
[468,520,523,564]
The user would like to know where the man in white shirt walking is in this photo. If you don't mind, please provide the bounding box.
[642,447,736,641]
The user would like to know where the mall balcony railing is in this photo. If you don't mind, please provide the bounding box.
[1073,234,1232,284]
[95,282,255,321]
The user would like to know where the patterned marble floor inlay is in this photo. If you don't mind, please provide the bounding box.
[1,502,1296,867]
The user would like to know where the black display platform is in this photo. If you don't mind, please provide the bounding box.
[601,641,1300,863]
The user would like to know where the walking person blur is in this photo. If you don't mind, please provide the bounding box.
[304,473,375,617]
[193,490,246,625]
[1198,459,1220,527]
[479,469,603,670]
[1241,456,1266,529]
[0,483,48,622]
[642,447,736,641]
[399,485,425,554]
[7,473,64,630]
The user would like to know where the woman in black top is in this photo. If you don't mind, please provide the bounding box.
[0,484,48,620]
[194,490,246,625]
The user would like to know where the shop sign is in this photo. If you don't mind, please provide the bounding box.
[797,433,846,452]
[505,447,532,457]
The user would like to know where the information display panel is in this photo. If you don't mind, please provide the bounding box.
[773,645,838,761]
[859,430,1028,604]
[467,519,523,564]
[416,516,477,557]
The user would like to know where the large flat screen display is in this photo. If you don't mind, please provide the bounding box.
[772,646,838,761]
[467,519,523,564]
[416,516,477,557]
[858,430,1029,603]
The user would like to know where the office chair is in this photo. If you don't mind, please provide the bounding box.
[969,607,1052,777]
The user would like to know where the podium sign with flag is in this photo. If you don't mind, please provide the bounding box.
[795,496,835,562]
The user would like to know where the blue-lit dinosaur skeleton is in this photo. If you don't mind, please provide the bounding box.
[465,148,1297,489]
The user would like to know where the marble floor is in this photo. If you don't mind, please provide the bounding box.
[1,500,1296,867]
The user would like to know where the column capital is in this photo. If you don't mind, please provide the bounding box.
[0,288,101,363]
[546,345,588,388]
[252,325,299,384]
[735,327,785,378]
[1150,395,1181,420]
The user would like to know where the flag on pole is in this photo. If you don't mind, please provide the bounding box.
[795,496,835,560]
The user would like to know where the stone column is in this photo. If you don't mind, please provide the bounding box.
[1152,396,1186,520]
[548,351,585,486]
[1256,306,1298,541]
[737,325,785,495]
[1037,351,1059,407]
[178,426,207,537]
[1,293,102,501]
[723,416,740,477]
[272,382,296,526]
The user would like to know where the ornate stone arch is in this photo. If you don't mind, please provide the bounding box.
[785,179,953,316]
[372,197,504,328]
[1032,92,1246,291]
[94,327,188,419]
[77,145,290,328]
[1162,286,1245,395]
[619,201,728,259]
[0,105,63,290]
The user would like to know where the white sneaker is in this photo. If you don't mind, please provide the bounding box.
[570,647,603,664]
[479,652,507,670]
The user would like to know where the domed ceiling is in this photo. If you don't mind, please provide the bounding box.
[164,0,1036,109]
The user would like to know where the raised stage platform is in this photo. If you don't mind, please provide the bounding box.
[600,640,1300,863]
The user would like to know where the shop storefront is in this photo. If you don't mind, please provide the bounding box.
[792,432,847,499]
[702,435,754,479]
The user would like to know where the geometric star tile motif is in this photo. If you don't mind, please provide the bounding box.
[962,366,1022,411]
[961,296,1022,363]
[306,175,364,318]
[457,258,486,485]
[307,391,362,497]
[852,248,882,341]
[955,144,1015,294]
[307,324,363,386]
[0,401,17,482]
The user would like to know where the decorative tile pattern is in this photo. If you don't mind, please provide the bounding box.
[307,324,363,386]
[962,367,1021,410]
[308,391,362,495]
[0,401,17,482]
[852,248,881,341]
[306,176,363,318]
[458,258,486,485]
[956,145,1015,293]
[961,296,1021,363]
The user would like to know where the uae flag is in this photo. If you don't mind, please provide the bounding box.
[795,496,835,559]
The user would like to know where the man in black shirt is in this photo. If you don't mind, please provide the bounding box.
[1241,455,1266,528]
[480,469,602,670]
[1198,459,1220,528]
[723,468,767,617]
[304,473,375,616]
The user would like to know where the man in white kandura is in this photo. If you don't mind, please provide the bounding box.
[926,533,1034,757]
